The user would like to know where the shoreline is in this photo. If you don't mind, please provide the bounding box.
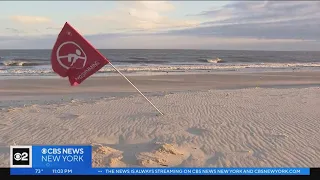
[1,71,320,92]
[1,70,319,111]
[1,64,320,79]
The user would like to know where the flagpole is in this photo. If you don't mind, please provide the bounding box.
[108,62,164,116]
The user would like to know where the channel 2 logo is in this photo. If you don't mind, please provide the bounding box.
[10,146,32,168]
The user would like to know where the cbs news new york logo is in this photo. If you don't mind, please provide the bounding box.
[10,146,32,168]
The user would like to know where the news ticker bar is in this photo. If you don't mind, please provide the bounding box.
[0,168,319,176]
[10,168,310,175]
[7,145,320,176]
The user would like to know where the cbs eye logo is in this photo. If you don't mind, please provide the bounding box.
[10,146,32,168]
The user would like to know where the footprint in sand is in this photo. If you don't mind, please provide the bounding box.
[28,109,40,113]
[92,142,189,168]
[0,124,8,130]
[126,112,157,121]
[267,134,288,139]
[266,133,288,147]
[205,152,231,167]
[137,142,187,167]
[177,147,206,167]
[56,113,80,120]
[186,127,209,136]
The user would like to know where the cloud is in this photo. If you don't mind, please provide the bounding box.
[198,1,318,23]
[1,33,319,51]
[46,27,61,30]
[10,15,51,24]
[2,27,54,36]
[168,1,320,40]
[5,28,23,34]
[78,1,199,34]
[86,34,316,50]
[1,1,320,50]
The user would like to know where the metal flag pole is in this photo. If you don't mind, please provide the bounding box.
[108,62,164,116]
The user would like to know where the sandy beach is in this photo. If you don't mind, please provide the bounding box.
[1,71,320,167]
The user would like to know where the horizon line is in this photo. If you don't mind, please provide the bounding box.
[0,49,319,52]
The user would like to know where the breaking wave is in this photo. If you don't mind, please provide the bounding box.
[1,59,49,66]
[1,63,320,76]
[197,58,227,63]
[115,60,169,64]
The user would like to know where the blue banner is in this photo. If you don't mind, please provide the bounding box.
[9,145,310,175]
[11,168,310,175]
[10,145,92,169]
[32,145,92,168]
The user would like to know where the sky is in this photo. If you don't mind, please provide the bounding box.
[0,1,319,50]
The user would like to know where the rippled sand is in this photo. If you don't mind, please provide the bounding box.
[1,72,320,167]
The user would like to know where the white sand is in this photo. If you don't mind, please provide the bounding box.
[1,86,320,167]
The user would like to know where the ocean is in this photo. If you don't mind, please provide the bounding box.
[0,49,320,79]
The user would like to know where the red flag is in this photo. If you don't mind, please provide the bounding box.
[51,22,109,86]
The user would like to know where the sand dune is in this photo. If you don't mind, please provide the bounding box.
[1,86,320,167]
